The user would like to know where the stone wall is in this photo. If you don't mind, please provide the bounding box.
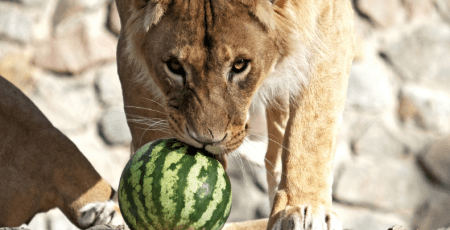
[0,0,449,229]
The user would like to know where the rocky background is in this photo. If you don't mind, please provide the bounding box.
[0,0,450,229]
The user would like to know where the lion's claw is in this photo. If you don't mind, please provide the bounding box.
[77,200,125,228]
[270,205,342,230]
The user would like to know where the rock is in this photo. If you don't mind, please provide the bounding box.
[107,0,121,36]
[53,0,108,26]
[412,187,450,230]
[237,108,268,167]
[333,203,409,230]
[334,157,429,213]
[436,0,450,23]
[333,137,352,180]
[87,225,129,230]
[67,125,130,190]
[418,135,450,188]
[403,0,436,21]
[30,72,99,133]
[0,41,21,59]
[226,155,270,223]
[353,15,374,62]
[26,208,78,230]
[399,84,450,134]
[4,0,48,7]
[95,64,123,106]
[34,12,117,74]
[346,57,394,112]
[0,50,35,93]
[0,6,32,44]
[382,23,450,83]
[352,121,405,159]
[354,0,405,28]
[388,226,408,230]
[98,107,132,146]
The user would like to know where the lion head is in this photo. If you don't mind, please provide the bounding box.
[122,0,317,161]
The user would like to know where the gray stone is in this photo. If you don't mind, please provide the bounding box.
[412,187,450,230]
[0,41,21,60]
[388,227,407,230]
[353,121,406,159]
[98,107,132,146]
[226,155,270,223]
[33,17,117,74]
[333,137,352,182]
[27,208,78,230]
[107,0,121,36]
[346,57,394,112]
[95,64,123,106]
[399,84,450,134]
[53,0,108,25]
[418,135,450,188]
[383,23,450,83]
[0,50,35,93]
[87,225,129,230]
[0,6,31,44]
[3,0,48,7]
[333,203,409,230]
[436,0,450,22]
[403,0,435,21]
[334,157,429,213]
[66,126,130,190]
[355,0,405,28]
[30,72,99,132]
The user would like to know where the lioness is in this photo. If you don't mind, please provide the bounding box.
[115,0,354,229]
[0,76,124,228]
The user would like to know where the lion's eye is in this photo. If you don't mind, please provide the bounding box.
[166,59,186,76]
[231,59,249,74]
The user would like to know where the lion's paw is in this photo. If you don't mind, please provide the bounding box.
[270,205,342,230]
[77,200,125,228]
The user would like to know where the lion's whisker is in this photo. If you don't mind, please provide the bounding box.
[246,130,291,153]
[241,136,288,182]
[124,105,168,115]
[240,140,259,183]
[242,138,280,182]
[138,97,167,111]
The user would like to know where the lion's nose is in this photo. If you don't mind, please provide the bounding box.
[185,124,227,145]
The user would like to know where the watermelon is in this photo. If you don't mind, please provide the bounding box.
[118,138,232,230]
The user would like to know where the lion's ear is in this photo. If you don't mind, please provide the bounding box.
[247,0,275,31]
[271,0,286,7]
[129,0,169,30]
[131,0,150,10]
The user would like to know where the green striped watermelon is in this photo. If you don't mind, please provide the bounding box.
[118,138,232,230]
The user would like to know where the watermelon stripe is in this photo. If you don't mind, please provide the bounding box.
[193,158,224,228]
[188,154,217,229]
[147,139,172,229]
[171,149,196,227]
[159,145,186,226]
[122,140,161,230]
[151,140,183,228]
[128,144,150,229]
[119,139,231,230]
[138,140,166,229]
[177,153,211,227]
[212,174,232,230]
[119,177,138,229]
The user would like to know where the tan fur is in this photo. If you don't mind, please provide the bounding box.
[0,76,122,228]
[116,0,354,228]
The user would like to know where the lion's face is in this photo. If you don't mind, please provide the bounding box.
[125,0,305,159]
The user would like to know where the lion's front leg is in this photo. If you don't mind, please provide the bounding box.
[266,0,354,228]
[267,81,345,230]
